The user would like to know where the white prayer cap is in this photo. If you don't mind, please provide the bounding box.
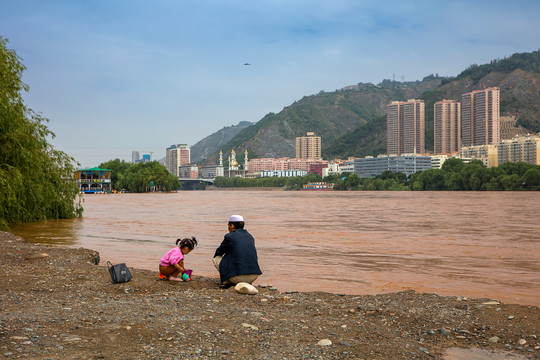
[229,215,244,222]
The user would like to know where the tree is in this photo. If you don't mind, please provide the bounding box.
[119,161,178,192]
[0,37,82,230]
[441,158,465,173]
[522,167,540,190]
[98,159,132,190]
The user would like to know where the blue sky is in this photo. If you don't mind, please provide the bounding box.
[2,0,539,167]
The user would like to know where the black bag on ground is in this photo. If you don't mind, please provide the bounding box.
[107,261,132,284]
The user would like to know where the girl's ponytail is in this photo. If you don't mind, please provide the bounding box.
[177,236,198,250]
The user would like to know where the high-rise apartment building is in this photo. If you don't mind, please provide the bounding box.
[386,99,425,155]
[296,132,321,159]
[434,100,461,154]
[165,144,190,176]
[461,87,500,147]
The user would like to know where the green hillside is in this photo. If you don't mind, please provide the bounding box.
[205,50,540,163]
[422,50,540,145]
[203,77,443,164]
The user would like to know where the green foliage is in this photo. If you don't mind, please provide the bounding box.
[0,37,83,230]
[214,160,539,192]
[409,159,540,191]
[324,116,387,158]
[456,50,540,84]
[213,173,323,190]
[324,172,407,191]
[98,159,132,190]
[97,160,179,193]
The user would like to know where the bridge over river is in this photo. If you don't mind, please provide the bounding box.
[178,178,214,190]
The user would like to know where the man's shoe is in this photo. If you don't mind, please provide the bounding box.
[219,283,233,289]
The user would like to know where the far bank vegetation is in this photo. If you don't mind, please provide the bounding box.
[213,159,540,191]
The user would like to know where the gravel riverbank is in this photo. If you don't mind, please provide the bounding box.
[1,231,538,359]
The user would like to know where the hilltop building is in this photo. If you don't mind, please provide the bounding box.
[461,87,500,147]
[296,132,321,159]
[166,144,190,177]
[386,99,425,155]
[434,100,461,154]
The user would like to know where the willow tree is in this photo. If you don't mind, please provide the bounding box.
[0,37,83,230]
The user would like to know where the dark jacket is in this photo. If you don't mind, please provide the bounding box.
[213,229,262,283]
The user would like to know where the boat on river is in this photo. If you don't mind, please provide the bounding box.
[302,182,334,190]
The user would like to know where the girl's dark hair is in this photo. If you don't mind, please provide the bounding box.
[176,237,198,250]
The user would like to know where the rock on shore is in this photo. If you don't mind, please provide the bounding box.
[1,231,539,359]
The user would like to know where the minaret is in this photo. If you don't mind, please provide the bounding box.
[219,150,223,167]
[230,149,238,170]
[244,150,249,171]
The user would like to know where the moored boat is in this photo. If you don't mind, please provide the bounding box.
[302,182,334,190]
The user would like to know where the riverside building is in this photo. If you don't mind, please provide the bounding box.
[497,134,540,165]
[74,167,112,193]
[260,170,307,178]
[434,100,461,154]
[247,157,328,173]
[386,99,425,155]
[459,134,540,167]
[354,154,432,178]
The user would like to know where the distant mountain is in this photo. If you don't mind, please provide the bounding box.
[191,121,253,163]
[201,77,443,164]
[201,50,540,163]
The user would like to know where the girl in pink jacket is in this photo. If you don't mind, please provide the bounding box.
[159,237,197,281]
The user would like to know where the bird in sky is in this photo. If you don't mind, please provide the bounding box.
[243,63,251,66]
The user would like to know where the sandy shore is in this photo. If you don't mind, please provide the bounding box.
[0,231,538,359]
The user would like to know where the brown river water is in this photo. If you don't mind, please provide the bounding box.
[9,190,540,307]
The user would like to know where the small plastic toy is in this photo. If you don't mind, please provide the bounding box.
[182,269,193,282]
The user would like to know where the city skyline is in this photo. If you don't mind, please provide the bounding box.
[2,1,539,167]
